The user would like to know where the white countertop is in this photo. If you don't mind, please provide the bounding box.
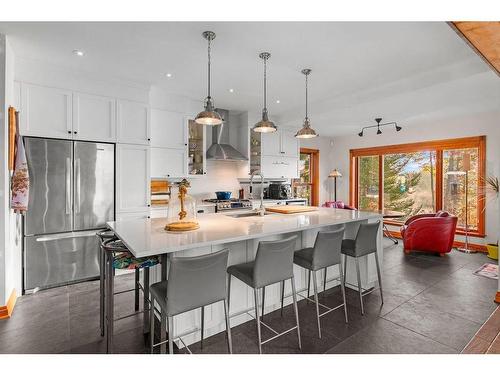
[107,208,381,258]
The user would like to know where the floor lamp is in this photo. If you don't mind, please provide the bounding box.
[328,169,342,202]
[458,153,476,253]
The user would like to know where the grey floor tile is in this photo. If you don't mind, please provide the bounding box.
[384,299,481,350]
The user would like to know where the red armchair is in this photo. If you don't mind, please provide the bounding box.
[400,211,458,256]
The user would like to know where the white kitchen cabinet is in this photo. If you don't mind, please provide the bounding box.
[117,100,150,145]
[261,155,298,179]
[151,147,187,178]
[150,109,187,149]
[116,144,151,212]
[116,211,151,221]
[73,92,116,142]
[20,83,72,139]
[280,129,299,157]
[260,130,281,156]
[260,128,299,158]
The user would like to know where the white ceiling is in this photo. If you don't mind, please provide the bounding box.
[1,22,499,136]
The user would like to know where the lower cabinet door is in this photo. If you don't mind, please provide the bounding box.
[116,211,151,221]
[24,231,100,291]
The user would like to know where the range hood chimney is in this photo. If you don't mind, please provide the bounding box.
[206,109,248,161]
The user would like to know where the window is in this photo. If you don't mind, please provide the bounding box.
[293,148,319,206]
[349,136,486,236]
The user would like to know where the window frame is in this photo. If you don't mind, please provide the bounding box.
[293,148,320,206]
[349,136,486,237]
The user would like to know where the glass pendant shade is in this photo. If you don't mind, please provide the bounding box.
[165,179,199,231]
[253,52,277,133]
[295,68,318,139]
[195,31,223,126]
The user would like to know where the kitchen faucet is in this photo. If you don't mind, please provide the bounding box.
[250,170,265,216]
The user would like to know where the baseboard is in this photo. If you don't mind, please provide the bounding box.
[0,289,17,320]
[385,230,488,253]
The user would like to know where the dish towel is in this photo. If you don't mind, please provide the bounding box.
[10,111,29,213]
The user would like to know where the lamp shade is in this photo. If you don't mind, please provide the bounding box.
[328,169,342,178]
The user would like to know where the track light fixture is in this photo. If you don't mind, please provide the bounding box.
[357,117,402,137]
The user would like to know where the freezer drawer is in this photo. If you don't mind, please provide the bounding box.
[24,231,100,291]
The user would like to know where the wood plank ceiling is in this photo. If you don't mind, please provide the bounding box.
[451,22,500,77]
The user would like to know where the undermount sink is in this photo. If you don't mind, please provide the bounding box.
[223,211,274,218]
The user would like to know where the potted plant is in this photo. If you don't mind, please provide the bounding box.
[485,176,499,260]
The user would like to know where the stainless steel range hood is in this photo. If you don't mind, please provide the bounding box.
[206,109,248,161]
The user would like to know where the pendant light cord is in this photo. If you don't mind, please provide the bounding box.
[305,73,308,120]
[207,36,211,99]
[263,56,267,111]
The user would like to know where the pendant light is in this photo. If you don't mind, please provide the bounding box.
[295,69,318,138]
[252,52,277,133]
[195,31,223,126]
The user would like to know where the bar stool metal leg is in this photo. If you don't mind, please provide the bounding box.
[223,299,233,354]
[253,288,263,354]
[280,281,285,316]
[167,316,174,355]
[343,254,347,285]
[354,257,364,315]
[134,269,140,311]
[261,286,265,320]
[150,296,155,354]
[290,276,302,350]
[143,268,150,334]
[323,267,327,292]
[374,252,384,304]
[312,270,321,338]
[338,262,348,323]
[307,269,311,303]
[105,251,114,353]
[99,247,105,337]
[200,306,204,349]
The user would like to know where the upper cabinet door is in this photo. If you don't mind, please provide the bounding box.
[260,130,281,156]
[280,129,299,157]
[150,109,187,149]
[20,83,72,139]
[116,144,151,212]
[117,100,150,145]
[73,93,116,142]
[151,147,187,178]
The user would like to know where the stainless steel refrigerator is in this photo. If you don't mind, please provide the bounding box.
[23,137,115,292]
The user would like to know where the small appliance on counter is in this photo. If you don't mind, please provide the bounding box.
[268,182,292,200]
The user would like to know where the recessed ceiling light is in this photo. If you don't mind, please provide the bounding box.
[165,73,172,78]
[72,49,84,57]
[229,88,234,93]
[276,99,280,104]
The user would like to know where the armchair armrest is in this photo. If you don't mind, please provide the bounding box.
[404,213,436,226]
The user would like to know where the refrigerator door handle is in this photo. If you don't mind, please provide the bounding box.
[65,157,71,214]
[75,158,81,213]
[35,230,98,242]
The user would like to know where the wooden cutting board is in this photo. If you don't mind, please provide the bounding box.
[265,205,318,214]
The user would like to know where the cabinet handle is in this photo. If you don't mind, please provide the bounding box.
[167,174,170,177]
[147,138,151,141]
[147,216,151,219]
[185,143,187,146]
[67,130,72,134]
[147,204,151,207]
[74,131,77,134]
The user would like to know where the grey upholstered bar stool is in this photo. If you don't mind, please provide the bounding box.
[341,221,383,315]
[149,249,232,354]
[98,233,159,353]
[227,236,301,354]
[282,228,348,338]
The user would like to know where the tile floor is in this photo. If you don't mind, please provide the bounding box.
[0,238,498,354]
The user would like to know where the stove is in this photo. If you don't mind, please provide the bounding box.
[203,198,253,212]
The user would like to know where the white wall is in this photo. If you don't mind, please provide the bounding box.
[330,110,500,246]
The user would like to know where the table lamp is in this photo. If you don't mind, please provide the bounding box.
[328,169,342,202]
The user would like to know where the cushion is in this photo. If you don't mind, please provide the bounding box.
[150,280,168,307]
[293,247,314,270]
[227,261,256,287]
[341,239,357,257]
[323,201,345,208]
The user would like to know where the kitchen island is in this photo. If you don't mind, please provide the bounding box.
[107,208,382,349]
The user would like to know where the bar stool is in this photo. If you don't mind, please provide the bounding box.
[281,228,348,338]
[227,236,301,354]
[341,221,383,315]
[149,249,232,355]
[98,233,159,353]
